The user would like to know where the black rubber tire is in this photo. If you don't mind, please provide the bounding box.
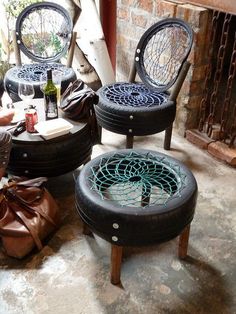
[4,65,76,102]
[135,18,193,92]
[0,78,4,100]
[75,149,198,247]
[95,83,175,136]
[7,124,92,177]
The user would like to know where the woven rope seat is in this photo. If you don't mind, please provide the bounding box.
[5,63,76,102]
[75,149,198,284]
[96,83,171,136]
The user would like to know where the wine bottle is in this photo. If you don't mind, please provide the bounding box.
[44,69,58,120]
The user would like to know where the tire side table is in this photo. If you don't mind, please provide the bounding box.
[75,149,198,284]
[3,99,93,177]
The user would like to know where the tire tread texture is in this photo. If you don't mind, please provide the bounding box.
[8,124,92,177]
[95,84,175,136]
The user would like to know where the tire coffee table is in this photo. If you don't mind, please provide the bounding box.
[75,149,198,284]
[4,99,93,177]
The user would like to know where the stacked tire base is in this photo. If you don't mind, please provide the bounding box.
[7,123,92,178]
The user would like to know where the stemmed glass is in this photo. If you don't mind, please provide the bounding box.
[18,82,35,106]
[39,73,46,94]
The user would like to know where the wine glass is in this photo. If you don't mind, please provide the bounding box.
[18,82,35,106]
[52,69,63,105]
[39,73,46,93]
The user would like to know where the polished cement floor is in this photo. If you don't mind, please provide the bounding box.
[0,128,235,314]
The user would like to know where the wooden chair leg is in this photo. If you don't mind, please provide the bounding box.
[0,168,5,180]
[126,135,134,148]
[111,244,123,285]
[164,124,173,150]
[97,125,102,144]
[178,224,191,259]
[82,222,93,236]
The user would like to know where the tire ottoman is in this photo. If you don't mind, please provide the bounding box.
[75,149,198,284]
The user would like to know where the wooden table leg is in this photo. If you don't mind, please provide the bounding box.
[164,124,173,150]
[96,125,102,144]
[126,135,134,148]
[178,224,191,259]
[111,244,123,285]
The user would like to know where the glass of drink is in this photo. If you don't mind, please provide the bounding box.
[39,73,47,93]
[52,69,63,106]
[18,82,35,106]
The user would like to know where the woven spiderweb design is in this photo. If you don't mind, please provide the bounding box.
[136,23,192,90]
[101,83,168,107]
[89,152,187,208]
[11,63,70,82]
[18,6,71,60]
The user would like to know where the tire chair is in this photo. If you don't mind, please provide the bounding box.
[95,18,193,149]
[4,2,79,102]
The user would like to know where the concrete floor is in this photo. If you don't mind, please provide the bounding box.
[0,129,235,314]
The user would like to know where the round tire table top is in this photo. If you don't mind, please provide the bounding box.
[8,98,87,143]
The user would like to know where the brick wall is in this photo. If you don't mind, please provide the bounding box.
[116,0,212,135]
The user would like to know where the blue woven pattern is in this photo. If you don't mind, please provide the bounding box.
[9,63,70,82]
[100,83,168,107]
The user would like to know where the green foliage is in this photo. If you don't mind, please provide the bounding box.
[50,33,62,54]
[3,0,42,19]
[0,43,11,79]
[0,43,3,61]
[0,61,11,79]
[0,0,42,78]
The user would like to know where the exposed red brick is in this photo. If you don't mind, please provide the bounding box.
[117,7,129,20]
[181,79,204,97]
[121,0,135,6]
[117,34,131,49]
[131,12,148,28]
[185,129,213,149]
[188,45,208,66]
[208,141,236,165]
[176,3,209,28]
[190,64,208,81]
[116,50,133,79]
[156,0,177,18]
[185,95,204,109]
[137,0,153,13]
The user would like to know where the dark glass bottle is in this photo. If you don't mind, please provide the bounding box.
[44,69,58,120]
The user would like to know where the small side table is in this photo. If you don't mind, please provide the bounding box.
[4,99,93,177]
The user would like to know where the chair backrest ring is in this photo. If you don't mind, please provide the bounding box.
[135,18,193,92]
[15,1,73,63]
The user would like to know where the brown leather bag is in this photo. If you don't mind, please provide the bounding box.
[0,177,60,258]
[60,79,100,144]
[60,79,99,120]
